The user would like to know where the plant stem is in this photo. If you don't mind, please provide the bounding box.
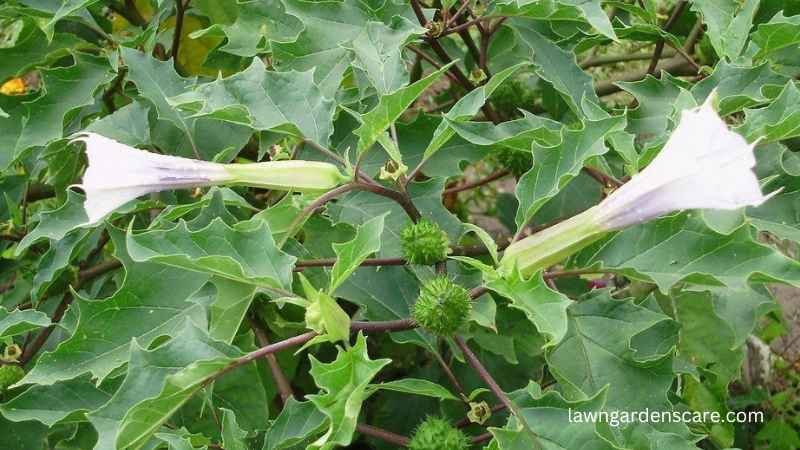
[355,182,422,222]
[454,336,514,413]
[647,0,688,74]
[278,183,360,248]
[20,293,73,365]
[357,423,410,447]
[443,169,510,195]
[248,316,294,405]
[216,319,418,381]
[170,0,189,66]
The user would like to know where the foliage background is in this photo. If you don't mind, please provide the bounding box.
[0,0,799,449]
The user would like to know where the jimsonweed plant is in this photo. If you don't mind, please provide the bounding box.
[0,1,799,450]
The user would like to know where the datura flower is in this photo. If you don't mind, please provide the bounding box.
[72,133,347,223]
[500,96,773,276]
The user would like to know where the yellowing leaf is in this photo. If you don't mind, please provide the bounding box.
[0,77,26,96]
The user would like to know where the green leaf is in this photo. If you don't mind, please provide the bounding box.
[558,0,616,40]
[547,291,677,410]
[487,271,572,347]
[18,228,210,385]
[120,47,200,155]
[490,385,611,450]
[220,408,248,450]
[177,58,336,146]
[126,218,296,290]
[514,115,626,228]
[617,73,688,142]
[0,53,112,170]
[120,47,251,160]
[207,278,258,344]
[446,111,562,151]
[691,61,788,115]
[423,63,528,161]
[16,191,89,255]
[354,63,452,154]
[691,0,760,60]
[748,177,800,242]
[511,19,599,117]
[87,321,237,450]
[703,285,777,349]
[369,378,458,401]
[751,12,800,61]
[0,416,48,450]
[739,80,800,142]
[0,306,50,338]
[307,333,390,449]
[0,18,80,83]
[346,19,424,94]
[329,213,386,293]
[575,214,800,292]
[85,101,152,147]
[271,0,419,96]
[673,290,744,383]
[0,375,110,426]
[192,0,302,57]
[32,228,94,300]
[263,398,327,450]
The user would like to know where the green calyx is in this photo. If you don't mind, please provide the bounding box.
[413,277,471,336]
[0,365,25,391]
[500,205,607,277]
[400,219,450,265]
[224,160,348,192]
[408,416,470,450]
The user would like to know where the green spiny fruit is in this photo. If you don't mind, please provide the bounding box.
[408,416,470,450]
[0,365,25,392]
[413,277,471,336]
[400,219,450,265]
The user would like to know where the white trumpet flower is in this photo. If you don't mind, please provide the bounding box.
[501,96,773,276]
[72,133,347,224]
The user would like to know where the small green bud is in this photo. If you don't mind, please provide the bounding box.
[400,220,450,265]
[426,20,445,37]
[467,401,492,425]
[408,416,470,450]
[413,277,471,336]
[0,365,25,391]
[469,68,487,85]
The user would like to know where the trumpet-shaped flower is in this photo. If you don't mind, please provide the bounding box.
[500,96,773,276]
[73,133,347,224]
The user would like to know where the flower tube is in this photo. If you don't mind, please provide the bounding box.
[72,133,347,224]
[500,96,773,276]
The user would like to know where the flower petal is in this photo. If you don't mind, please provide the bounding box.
[73,133,231,223]
[597,97,770,229]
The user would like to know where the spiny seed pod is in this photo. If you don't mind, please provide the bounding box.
[400,219,450,265]
[408,416,470,450]
[0,365,25,392]
[413,277,471,336]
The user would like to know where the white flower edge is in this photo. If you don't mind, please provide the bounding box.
[594,94,774,230]
[500,94,776,276]
[72,133,348,225]
[72,133,232,224]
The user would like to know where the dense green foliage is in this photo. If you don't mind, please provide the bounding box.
[0,0,799,449]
